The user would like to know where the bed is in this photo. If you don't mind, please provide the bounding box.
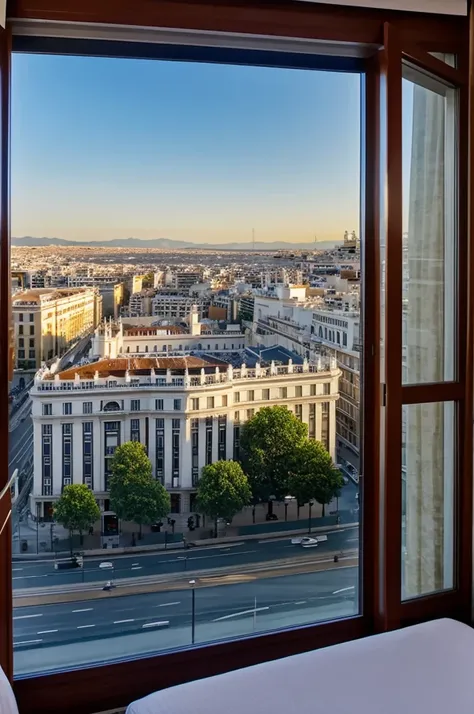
[126,618,474,714]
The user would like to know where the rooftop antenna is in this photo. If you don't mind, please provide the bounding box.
[314,234,317,245]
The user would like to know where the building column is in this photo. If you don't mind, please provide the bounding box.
[198,418,206,470]
[93,419,102,492]
[51,422,62,496]
[329,400,336,461]
[181,417,192,488]
[226,412,234,459]
[72,421,81,484]
[164,417,172,487]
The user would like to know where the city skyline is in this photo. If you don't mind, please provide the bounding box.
[12,53,361,244]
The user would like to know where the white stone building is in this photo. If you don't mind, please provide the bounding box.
[29,353,340,526]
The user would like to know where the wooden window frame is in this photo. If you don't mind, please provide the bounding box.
[0,3,469,714]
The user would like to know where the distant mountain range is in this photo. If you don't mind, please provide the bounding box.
[11,236,341,251]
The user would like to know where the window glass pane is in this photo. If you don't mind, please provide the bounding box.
[402,67,457,384]
[11,53,361,674]
[402,401,455,599]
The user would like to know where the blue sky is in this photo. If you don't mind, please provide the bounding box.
[12,54,364,244]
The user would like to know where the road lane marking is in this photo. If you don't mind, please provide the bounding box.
[333,586,355,594]
[347,538,359,542]
[77,624,95,629]
[37,630,58,634]
[189,550,257,562]
[142,621,169,628]
[113,619,135,624]
[155,601,180,608]
[132,563,140,566]
[13,613,43,620]
[14,639,42,646]
[131,566,142,571]
[295,601,307,605]
[213,607,269,622]
[72,608,93,613]
[12,575,48,580]
[12,568,23,571]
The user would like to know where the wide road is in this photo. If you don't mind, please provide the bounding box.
[13,565,358,673]
[12,525,359,589]
[9,405,32,476]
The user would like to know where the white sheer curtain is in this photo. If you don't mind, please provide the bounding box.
[295,1,466,14]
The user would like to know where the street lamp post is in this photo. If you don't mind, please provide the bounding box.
[284,502,288,522]
[189,579,196,645]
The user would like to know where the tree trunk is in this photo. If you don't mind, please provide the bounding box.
[267,500,273,517]
[214,518,218,538]
[138,523,143,540]
[69,530,73,557]
[322,503,326,517]
[252,507,256,524]
[79,531,84,546]
[297,503,300,520]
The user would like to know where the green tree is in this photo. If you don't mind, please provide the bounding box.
[197,460,252,537]
[54,484,101,555]
[109,442,171,538]
[289,440,344,518]
[240,406,307,515]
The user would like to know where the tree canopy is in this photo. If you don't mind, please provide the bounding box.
[54,484,101,554]
[109,441,170,535]
[197,460,252,536]
[239,406,307,507]
[289,440,344,516]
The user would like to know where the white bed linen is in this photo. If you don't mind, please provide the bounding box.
[127,618,474,714]
[0,666,19,714]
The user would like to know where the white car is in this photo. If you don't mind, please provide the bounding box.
[291,536,319,548]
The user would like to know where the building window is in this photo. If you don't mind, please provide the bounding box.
[104,421,120,490]
[18,312,23,322]
[42,403,52,416]
[83,422,93,488]
[222,395,228,407]
[30,325,34,335]
[218,415,227,460]
[28,349,35,359]
[207,396,215,409]
[234,392,240,403]
[18,338,23,348]
[247,408,255,420]
[191,398,199,410]
[262,389,270,400]
[29,313,34,322]
[62,423,73,488]
[310,384,317,396]
[17,349,24,358]
[206,416,213,465]
[29,338,34,348]
[280,387,287,399]
[42,424,53,496]
[155,399,164,411]
[248,390,254,402]
[172,418,180,487]
[295,385,303,398]
[131,418,140,442]
[155,417,165,483]
[309,403,316,439]
[83,401,92,414]
[191,418,199,486]
[321,402,330,451]
[18,324,23,335]
[63,402,72,415]
[174,399,181,411]
[295,404,303,421]
[233,420,241,462]
[343,333,348,347]
[323,383,331,395]
[131,399,140,411]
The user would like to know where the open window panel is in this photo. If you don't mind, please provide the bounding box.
[378,23,471,629]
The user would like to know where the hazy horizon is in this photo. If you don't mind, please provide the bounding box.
[12,54,361,244]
